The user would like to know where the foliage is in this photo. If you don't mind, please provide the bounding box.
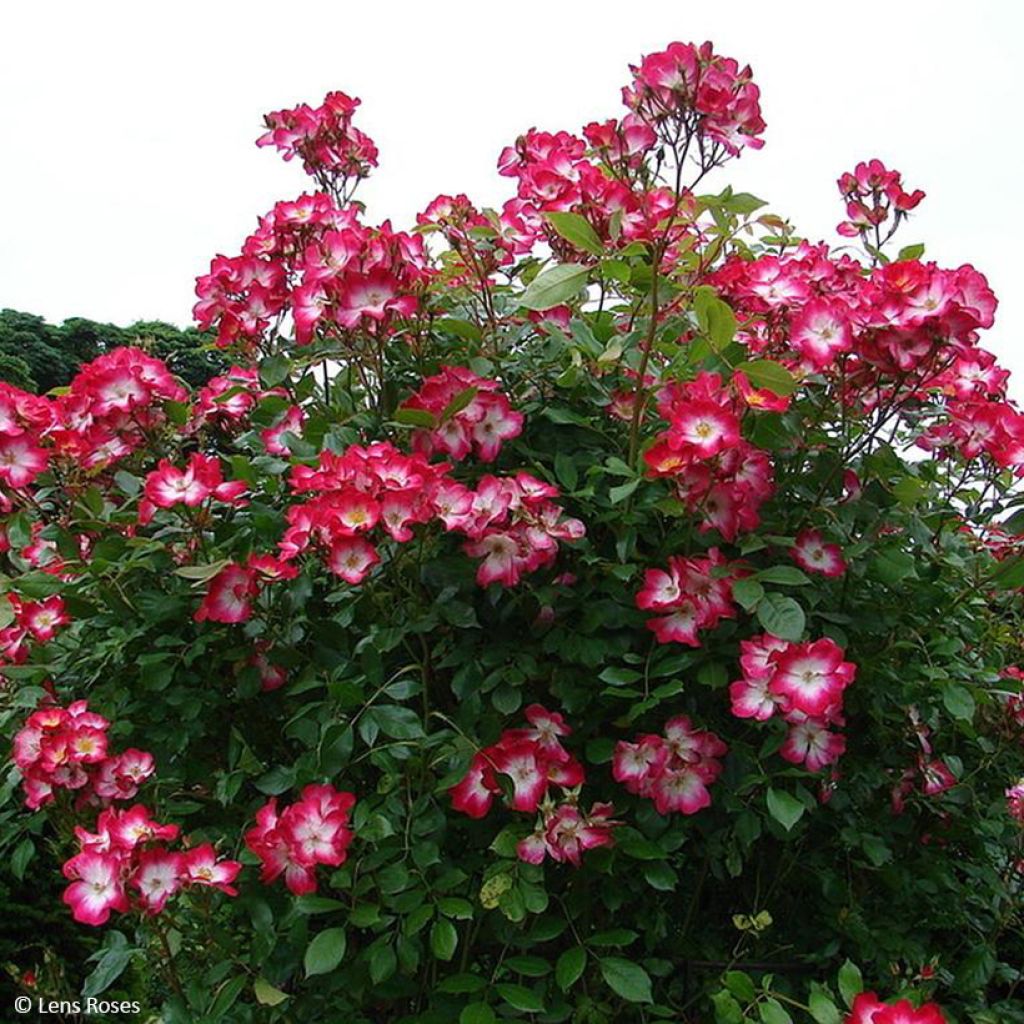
[1,39,1022,1024]
[0,309,227,393]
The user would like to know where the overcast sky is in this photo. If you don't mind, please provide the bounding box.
[2,1,1021,390]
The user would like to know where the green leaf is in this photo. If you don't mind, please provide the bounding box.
[438,973,487,994]
[546,212,604,255]
[643,861,678,891]
[82,935,132,998]
[394,406,438,429]
[556,946,587,991]
[435,317,482,341]
[460,1004,497,1024]
[304,927,347,977]
[943,684,976,722]
[732,578,765,612]
[989,554,1024,590]
[207,976,247,1020]
[756,593,805,641]
[898,242,925,260]
[766,787,805,832]
[520,263,589,310]
[430,918,458,961]
[172,559,231,582]
[504,955,551,977]
[837,960,863,1008]
[555,452,578,491]
[259,353,291,388]
[609,479,640,504]
[870,548,917,586]
[254,977,289,1006]
[694,286,737,352]
[11,837,34,880]
[736,359,798,396]
[496,982,545,1012]
[808,991,841,1024]
[758,998,793,1024]
[712,990,744,1024]
[722,970,756,1001]
[755,566,811,587]
[600,957,653,1004]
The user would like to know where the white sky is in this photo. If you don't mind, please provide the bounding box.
[2,1,1021,390]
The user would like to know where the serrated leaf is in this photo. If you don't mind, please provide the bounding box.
[304,927,346,977]
[808,991,841,1024]
[460,1004,497,1024]
[837,960,863,1008]
[172,559,231,582]
[556,946,586,991]
[394,406,438,429]
[546,212,604,255]
[736,359,798,396]
[430,918,458,961]
[520,263,589,310]
[756,593,805,641]
[759,998,793,1024]
[732,577,765,612]
[496,982,545,1012]
[600,957,653,1004]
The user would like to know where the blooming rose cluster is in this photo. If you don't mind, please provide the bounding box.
[635,547,738,646]
[0,382,55,495]
[1,595,71,667]
[846,993,945,1024]
[244,784,355,895]
[141,453,248,524]
[194,194,430,350]
[0,348,190,493]
[63,805,240,925]
[709,234,1015,477]
[450,705,615,866]
[837,158,925,239]
[714,245,997,380]
[644,372,775,541]
[497,126,682,255]
[279,438,582,590]
[54,348,189,471]
[729,635,856,773]
[612,715,727,815]
[622,40,766,156]
[12,700,155,810]
[257,90,378,192]
[417,193,537,277]
[400,366,524,463]
[194,554,298,625]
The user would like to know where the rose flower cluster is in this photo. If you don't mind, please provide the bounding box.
[644,372,775,541]
[275,435,583,592]
[450,705,616,866]
[400,365,524,463]
[12,699,155,811]
[245,784,356,895]
[729,635,856,773]
[623,40,765,157]
[64,805,240,925]
[836,158,925,239]
[635,547,738,646]
[613,715,727,815]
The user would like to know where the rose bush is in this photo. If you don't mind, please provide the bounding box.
[1,39,1023,1023]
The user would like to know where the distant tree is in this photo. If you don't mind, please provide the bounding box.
[0,310,227,393]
